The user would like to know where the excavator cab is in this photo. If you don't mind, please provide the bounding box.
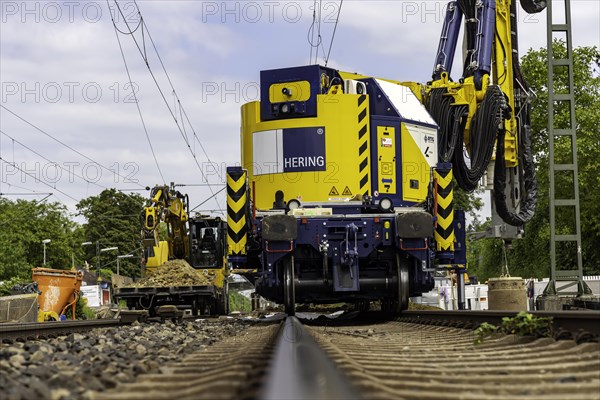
[188,216,226,269]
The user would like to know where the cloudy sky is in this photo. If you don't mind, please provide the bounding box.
[1,0,598,221]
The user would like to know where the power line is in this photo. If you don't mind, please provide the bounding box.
[0,130,109,190]
[0,157,77,201]
[0,180,53,198]
[190,186,225,213]
[325,0,344,66]
[109,0,220,213]
[107,0,166,185]
[308,0,322,64]
[0,105,145,188]
[0,180,47,194]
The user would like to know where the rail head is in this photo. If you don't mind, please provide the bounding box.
[262,316,361,400]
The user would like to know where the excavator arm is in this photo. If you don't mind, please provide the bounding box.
[141,184,190,267]
[424,0,543,237]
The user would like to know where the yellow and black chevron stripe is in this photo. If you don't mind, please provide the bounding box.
[226,169,248,256]
[434,168,454,252]
[357,94,370,196]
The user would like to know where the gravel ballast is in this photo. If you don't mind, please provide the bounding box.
[0,319,251,400]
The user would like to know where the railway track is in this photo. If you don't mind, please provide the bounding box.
[91,310,600,400]
[400,310,600,338]
[0,319,126,343]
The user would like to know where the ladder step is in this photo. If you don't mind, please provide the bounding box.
[553,93,573,101]
[554,234,579,241]
[552,163,575,171]
[552,59,570,66]
[551,129,575,136]
[554,271,582,278]
[554,199,577,206]
[551,24,569,31]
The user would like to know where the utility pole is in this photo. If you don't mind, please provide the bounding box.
[42,239,51,266]
[116,254,135,276]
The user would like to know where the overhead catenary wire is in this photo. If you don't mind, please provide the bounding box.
[107,0,166,185]
[139,7,216,177]
[308,0,322,64]
[109,3,217,179]
[0,105,145,189]
[190,186,225,213]
[325,0,343,66]
[0,157,78,201]
[108,0,222,212]
[0,180,50,195]
[0,130,110,191]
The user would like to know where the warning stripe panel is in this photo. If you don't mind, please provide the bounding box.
[434,168,454,252]
[227,170,248,256]
[357,95,370,196]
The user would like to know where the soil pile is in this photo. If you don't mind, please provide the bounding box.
[130,260,214,287]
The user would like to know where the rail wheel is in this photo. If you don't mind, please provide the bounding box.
[397,254,409,312]
[283,256,295,316]
[382,255,409,316]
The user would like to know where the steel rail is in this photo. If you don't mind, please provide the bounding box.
[0,319,126,342]
[261,316,361,400]
[401,310,600,337]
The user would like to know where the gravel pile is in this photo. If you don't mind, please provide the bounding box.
[129,259,214,287]
[0,319,251,400]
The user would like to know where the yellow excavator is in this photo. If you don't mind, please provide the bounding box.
[141,184,190,272]
[115,183,229,316]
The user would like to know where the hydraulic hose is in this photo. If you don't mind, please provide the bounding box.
[427,88,466,163]
[453,85,507,192]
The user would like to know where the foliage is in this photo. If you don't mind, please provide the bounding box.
[76,189,145,278]
[0,198,82,281]
[501,311,552,337]
[474,312,553,345]
[99,268,113,282]
[65,295,96,320]
[229,290,252,312]
[468,42,600,280]
[454,184,484,230]
[474,322,498,345]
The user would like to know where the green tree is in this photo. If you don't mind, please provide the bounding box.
[76,189,145,278]
[469,43,600,280]
[0,198,82,280]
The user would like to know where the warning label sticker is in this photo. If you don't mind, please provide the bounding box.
[329,186,339,196]
[342,186,352,196]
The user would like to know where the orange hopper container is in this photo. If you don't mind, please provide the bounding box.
[32,268,83,320]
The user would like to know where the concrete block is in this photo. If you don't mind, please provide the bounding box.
[0,293,39,323]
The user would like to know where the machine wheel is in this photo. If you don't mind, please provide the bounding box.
[191,299,199,316]
[397,254,410,313]
[382,255,410,316]
[283,256,295,316]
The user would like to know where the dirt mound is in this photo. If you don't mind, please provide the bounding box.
[129,259,214,287]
